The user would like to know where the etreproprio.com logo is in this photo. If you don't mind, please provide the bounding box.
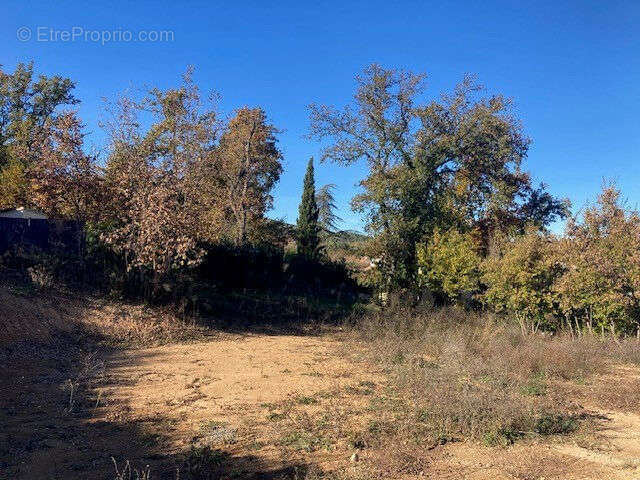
[17,26,175,45]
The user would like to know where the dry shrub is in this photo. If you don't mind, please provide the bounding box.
[349,306,624,447]
[79,300,207,347]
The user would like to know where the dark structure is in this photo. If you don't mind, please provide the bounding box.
[0,208,83,255]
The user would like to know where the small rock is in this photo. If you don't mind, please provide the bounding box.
[350,452,359,463]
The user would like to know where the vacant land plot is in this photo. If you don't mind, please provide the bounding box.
[3,323,640,479]
[3,289,640,479]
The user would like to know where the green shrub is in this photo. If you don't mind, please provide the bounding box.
[482,229,562,333]
[416,228,481,304]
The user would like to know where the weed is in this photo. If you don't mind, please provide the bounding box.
[198,421,237,445]
[297,395,319,405]
[348,432,368,450]
[64,352,105,414]
[279,431,331,452]
[347,307,600,449]
[182,445,229,479]
[112,458,151,480]
[268,412,287,422]
[247,440,266,451]
[520,373,547,397]
[483,427,522,447]
[534,414,578,435]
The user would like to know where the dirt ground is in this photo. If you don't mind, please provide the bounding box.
[3,329,640,479]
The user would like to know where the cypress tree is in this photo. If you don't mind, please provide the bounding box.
[296,157,321,259]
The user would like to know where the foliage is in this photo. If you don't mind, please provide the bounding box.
[101,82,208,290]
[247,218,295,250]
[416,228,481,303]
[482,228,562,333]
[309,64,567,290]
[208,107,283,245]
[7,61,640,335]
[0,158,29,209]
[553,185,640,334]
[296,157,321,259]
[309,64,425,289]
[27,112,103,221]
[480,185,640,335]
[0,62,79,209]
[316,183,341,232]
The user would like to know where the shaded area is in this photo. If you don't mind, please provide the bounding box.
[0,292,325,479]
[195,289,360,337]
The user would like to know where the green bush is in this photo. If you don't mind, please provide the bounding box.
[416,228,481,304]
[482,229,562,333]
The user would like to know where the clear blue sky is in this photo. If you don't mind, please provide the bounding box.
[2,0,639,232]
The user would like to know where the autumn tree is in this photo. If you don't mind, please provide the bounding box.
[213,107,282,246]
[296,157,321,259]
[0,62,78,208]
[101,72,219,289]
[553,185,640,335]
[27,112,102,222]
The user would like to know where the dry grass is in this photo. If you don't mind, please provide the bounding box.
[94,306,640,479]
[7,279,640,480]
[346,307,640,456]
[79,299,209,347]
[0,283,208,349]
[0,284,72,347]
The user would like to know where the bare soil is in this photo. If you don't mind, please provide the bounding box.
[3,329,640,479]
[3,286,640,479]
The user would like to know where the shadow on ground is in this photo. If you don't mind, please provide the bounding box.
[192,288,364,338]
[0,317,318,479]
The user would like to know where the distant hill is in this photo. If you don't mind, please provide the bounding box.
[322,229,368,256]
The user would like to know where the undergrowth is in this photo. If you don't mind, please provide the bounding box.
[348,306,640,451]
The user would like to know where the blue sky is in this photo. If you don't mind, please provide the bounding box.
[2,0,639,232]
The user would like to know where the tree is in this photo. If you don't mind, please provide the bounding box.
[214,107,283,245]
[0,158,29,210]
[309,64,425,288]
[296,157,321,259]
[309,65,567,291]
[316,183,341,232]
[100,71,285,295]
[0,62,78,208]
[553,185,640,335]
[411,76,568,255]
[101,73,218,289]
[28,112,102,222]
